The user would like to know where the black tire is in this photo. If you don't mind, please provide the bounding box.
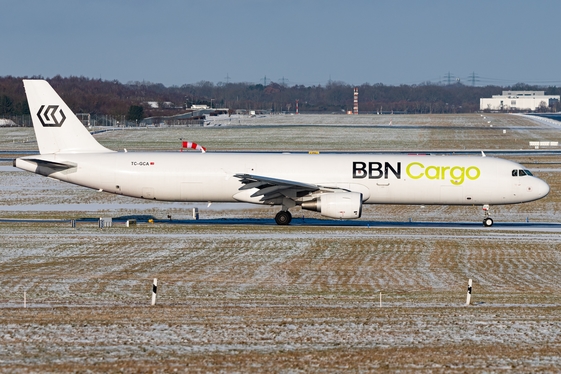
[483,217,494,227]
[275,211,292,225]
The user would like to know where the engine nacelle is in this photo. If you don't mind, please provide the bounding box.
[301,192,362,219]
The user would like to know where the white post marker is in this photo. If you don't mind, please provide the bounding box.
[24,291,26,308]
[151,278,158,306]
[466,278,472,305]
[379,291,382,307]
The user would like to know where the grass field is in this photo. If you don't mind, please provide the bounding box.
[3,113,560,152]
[1,113,561,372]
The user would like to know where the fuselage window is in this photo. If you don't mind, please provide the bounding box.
[524,169,533,176]
[518,169,527,176]
[512,169,518,177]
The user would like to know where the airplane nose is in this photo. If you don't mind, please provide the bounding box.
[536,178,550,198]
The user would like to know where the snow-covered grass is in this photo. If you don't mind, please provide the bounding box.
[1,222,561,371]
[2,113,558,152]
[95,113,558,152]
[1,305,561,372]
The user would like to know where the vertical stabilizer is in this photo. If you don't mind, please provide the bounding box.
[23,79,112,154]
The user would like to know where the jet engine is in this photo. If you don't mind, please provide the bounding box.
[301,192,362,219]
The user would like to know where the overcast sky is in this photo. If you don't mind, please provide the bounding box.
[2,0,560,87]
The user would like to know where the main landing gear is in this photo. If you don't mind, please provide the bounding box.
[275,210,292,225]
[482,204,494,227]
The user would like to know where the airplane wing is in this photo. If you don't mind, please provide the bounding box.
[234,173,322,202]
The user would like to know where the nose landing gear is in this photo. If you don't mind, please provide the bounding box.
[482,204,493,227]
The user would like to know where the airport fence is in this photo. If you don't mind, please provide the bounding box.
[0,114,136,128]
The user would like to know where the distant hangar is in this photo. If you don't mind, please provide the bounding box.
[480,90,560,111]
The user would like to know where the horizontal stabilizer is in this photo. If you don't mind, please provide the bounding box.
[25,158,77,171]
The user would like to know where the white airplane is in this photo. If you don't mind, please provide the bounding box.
[15,80,550,226]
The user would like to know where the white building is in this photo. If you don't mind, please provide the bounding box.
[480,91,560,111]
[0,119,17,127]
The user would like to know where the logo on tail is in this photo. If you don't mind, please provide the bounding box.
[37,105,66,127]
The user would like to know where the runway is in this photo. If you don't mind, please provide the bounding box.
[2,215,561,234]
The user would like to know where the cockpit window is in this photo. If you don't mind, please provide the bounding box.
[512,169,533,177]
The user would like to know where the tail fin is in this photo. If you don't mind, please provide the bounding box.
[23,79,112,154]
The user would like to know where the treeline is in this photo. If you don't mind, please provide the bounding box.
[1,75,560,120]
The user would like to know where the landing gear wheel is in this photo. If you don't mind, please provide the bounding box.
[483,217,494,227]
[275,211,292,225]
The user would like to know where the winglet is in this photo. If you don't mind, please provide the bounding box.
[481,151,486,157]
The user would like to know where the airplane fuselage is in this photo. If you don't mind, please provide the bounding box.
[15,151,549,206]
